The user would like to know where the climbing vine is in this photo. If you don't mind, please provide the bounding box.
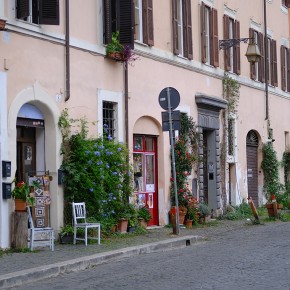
[170,113,199,207]
[282,149,290,183]
[222,74,240,113]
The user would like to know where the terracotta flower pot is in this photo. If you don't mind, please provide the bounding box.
[185,219,193,228]
[14,199,26,212]
[117,219,128,233]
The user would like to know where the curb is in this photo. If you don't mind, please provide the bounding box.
[0,235,205,289]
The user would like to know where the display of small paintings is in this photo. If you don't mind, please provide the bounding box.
[148,193,153,208]
[132,193,146,208]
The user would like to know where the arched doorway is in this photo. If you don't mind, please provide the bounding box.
[246,130,259,205]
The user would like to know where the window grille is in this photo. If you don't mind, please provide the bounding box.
[103,101,116,139]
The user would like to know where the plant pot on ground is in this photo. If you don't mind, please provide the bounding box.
[137,206,151,228]
[59,224,74,244]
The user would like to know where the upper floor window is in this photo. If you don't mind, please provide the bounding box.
[134,0,154,46]
[16,0,59,25]
[281,45,290,91]
[249,28,264,83]
[103,0,134,48]
[172,0,193,60]
[200,2,219,67]
[223,15,240,74]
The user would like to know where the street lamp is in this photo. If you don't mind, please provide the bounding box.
[219,38,261,64]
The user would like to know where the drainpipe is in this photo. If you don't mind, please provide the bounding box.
[65,0,70,102]
[124,61,129,146]
[264,0,269,122]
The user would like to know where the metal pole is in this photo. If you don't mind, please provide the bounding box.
[167,88,180,235]
[264,0,269,122]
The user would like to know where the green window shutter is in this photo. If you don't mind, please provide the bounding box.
[39,0,59,25]
[17,0,30,20]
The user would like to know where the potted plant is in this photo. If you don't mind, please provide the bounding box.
[137,206,151,228]
[198,202,211,223]
[59,224,74,244]
[11,180,34,212]
[106,31,138,65]
[185,204,199,228]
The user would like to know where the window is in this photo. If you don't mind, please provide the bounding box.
[98,89,123,142]
[249,29,264,82]
[223,15,240,74]
[281,45,290,91]
[16,0,59,25]
[201,2,219,67]
[103,0,134,48]
[134,0,154,46]
[172,0,193,60]
[103,101,116,139]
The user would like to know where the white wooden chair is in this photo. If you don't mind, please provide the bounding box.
[72,202,101,246]
[27,206,55,251]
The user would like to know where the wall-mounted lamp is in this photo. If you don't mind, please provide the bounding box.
[219,38,261,64]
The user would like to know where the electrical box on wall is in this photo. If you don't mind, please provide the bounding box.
[2,182,12,199]
[2,160,11,177]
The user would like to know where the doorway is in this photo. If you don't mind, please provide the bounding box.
[133,135,158,226]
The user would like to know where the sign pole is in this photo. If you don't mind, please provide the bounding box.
[167,87,180,235]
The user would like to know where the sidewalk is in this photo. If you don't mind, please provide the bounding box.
[0,219,246,289]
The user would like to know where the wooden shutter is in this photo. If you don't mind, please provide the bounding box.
[119,0,134,48]
[233,20,240,74]
[104,0,112,44]
[39,0,59,25]
[258,32,265,83]
[249,28,256,80]
[183,0,192,60]
[287,48,290,91]
[172,0,179,55]
[201,2,206,63]
[17,0,30,20]
[142,0,154,46]
[211,8,219,67]
[281,46,286,91]
[223,15,231,71]
[272,39,277,87]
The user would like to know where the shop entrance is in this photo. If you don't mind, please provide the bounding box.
[133,135,158,226]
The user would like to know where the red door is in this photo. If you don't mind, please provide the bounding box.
[133,135,158,226]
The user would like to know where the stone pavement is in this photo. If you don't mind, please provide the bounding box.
[0,219,246,289]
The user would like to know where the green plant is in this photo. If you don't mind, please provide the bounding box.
[186,206,199,225]
[170,113,199,207]
[58,110,134,233]
[222,74,240,113]
[261,142,283,202]
[60,224,74,237]
[137,206,151,222]
[282,149,290,183]
[11,179,38,205]
[106,31,124,54]
[198,203,211,217]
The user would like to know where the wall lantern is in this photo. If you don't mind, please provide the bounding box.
[219,38,261,64]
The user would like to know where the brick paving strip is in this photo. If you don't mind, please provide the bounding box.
[0,220,246,289]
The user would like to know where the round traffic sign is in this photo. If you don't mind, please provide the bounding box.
[158,87,180,111]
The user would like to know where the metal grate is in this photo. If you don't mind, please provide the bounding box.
[103,101,116,138]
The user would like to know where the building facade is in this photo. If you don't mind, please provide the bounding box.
[0,0,290,248]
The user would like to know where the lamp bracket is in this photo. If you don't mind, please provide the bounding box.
[219,38,254,50]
